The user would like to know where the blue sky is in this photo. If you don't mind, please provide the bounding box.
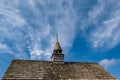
[0,0,120,79]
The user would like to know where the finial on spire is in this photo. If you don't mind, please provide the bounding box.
[56,33,58,42]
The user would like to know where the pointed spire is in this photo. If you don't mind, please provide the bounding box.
[54,33,62,51]
[56,33,58,43]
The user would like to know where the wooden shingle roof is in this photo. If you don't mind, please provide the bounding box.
[2,60,117,80]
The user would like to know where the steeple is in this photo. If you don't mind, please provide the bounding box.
[51,33,64,64]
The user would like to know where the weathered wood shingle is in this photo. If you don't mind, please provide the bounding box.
[2,60,117,80]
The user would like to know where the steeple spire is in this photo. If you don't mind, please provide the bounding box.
[54,33,62,51]
[51,33,64,64]
[56,33,58,43]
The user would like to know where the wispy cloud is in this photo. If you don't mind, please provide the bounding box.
[90,0,120,50]
[0,0,77,60]
[0,43,13,54]
[79,0,120,51]
[0,0,120,60]
[99,59,119,68]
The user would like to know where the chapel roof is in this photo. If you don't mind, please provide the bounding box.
[2,60,117,80]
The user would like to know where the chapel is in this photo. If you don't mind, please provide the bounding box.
[2,34,117,80]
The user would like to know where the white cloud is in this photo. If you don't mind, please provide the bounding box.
[99,59,118,68]
[90,16,120,49]
[30,49,44,59]
[0,1,26,27]
[0,0,77,60]
[81,0,120,50]
[0,0,120,59]
[0,43,13,54]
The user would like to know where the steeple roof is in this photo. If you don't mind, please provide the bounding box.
[54,33,62,51]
